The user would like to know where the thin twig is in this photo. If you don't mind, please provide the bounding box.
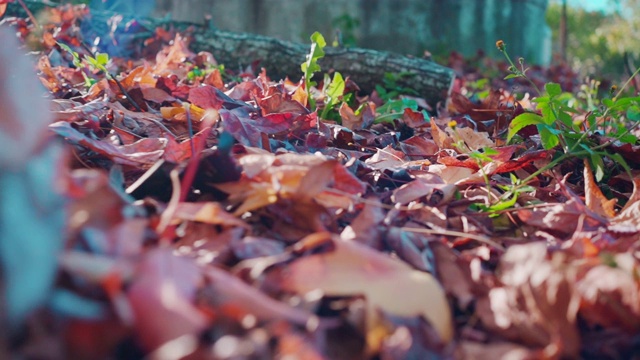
[17,0,39,29]
[399,227,506,251]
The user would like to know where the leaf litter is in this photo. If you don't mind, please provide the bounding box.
[1,3,640,359]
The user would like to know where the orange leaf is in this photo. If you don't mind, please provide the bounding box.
[583,159,617,218]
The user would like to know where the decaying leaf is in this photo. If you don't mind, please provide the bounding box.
[476,242,581,358]
[583,159,617,218]
[279,233,453,348]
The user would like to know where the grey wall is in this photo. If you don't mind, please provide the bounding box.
[150,0,550,65]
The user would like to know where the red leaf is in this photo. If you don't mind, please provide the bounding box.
[127,249,208,351]
[188,85,224,110]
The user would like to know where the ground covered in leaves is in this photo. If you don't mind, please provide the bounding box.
[2,4,640,360]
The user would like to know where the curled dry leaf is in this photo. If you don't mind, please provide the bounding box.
[339,101,376,130]
[445,126,494,151]
[430,120,453,149]
[279,233,453,347]
[455,341,540,360]
[583,159,617,218]
[172,201,250,229]
[577,252,640,332]
[476,242,581,358]
[127,249,208,352]
[217,153,363,215]
[608,178,640,234]
[50,121,166,166]
[391,178,456,206]
[340,197,386,249]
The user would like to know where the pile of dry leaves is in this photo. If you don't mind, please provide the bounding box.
[1,3,640,359]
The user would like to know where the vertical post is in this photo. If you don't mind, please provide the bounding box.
[560,0,568,62]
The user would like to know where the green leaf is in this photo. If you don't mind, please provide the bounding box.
[537,124,560,149]
[480,193,519,213]
[482,147,500,155]
[301,32,328,111]
[310,31,326,48]
[504,74,520,80]
[558,110,574,128]
[545,82,562,97]
[589,154,605,182]
[507,112,545,143]
[96,53,109,66]
[619,134,638,144]
[602,98,614,108]
[608,152,633,178]
[320,72,345,119]
[627,105,640,121]
[533,96,550,104]
[325,72,345,101]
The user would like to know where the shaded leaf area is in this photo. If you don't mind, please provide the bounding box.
[3,4,640,360]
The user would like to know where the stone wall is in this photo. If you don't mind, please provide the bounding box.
[146,0,550,65]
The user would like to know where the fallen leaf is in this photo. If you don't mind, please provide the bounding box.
[127,249,208,352]
[583,159,617,218]
[279,233,453,346]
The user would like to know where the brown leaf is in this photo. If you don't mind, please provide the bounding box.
[430,120,453,149]
[402,107,427,128]
[447,126,494,151]
[173,202,250,229]
[365,145,407,170]
[476,243,581,358]
[608,178,640,234]
[127,249,208,351]
[203,68,224,89]
[455,341,541,360]
[280,233,453,345]
[583,159,617,218]
[431,241,478,309]
[340,198,386,249]
[296,159,337,199]
[141,87,176,103]
[188,85,225,110]
[427,164,475,185]
[577,253,640,332]
[391,178,455,206]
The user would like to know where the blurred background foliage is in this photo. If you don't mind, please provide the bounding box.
[547,0,640,78]
[52,0,639,81]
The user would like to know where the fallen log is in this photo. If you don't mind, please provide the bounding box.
[187,28,455,106]
[5,1,455,106]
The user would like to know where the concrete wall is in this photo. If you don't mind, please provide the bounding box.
[148,0,550,65]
